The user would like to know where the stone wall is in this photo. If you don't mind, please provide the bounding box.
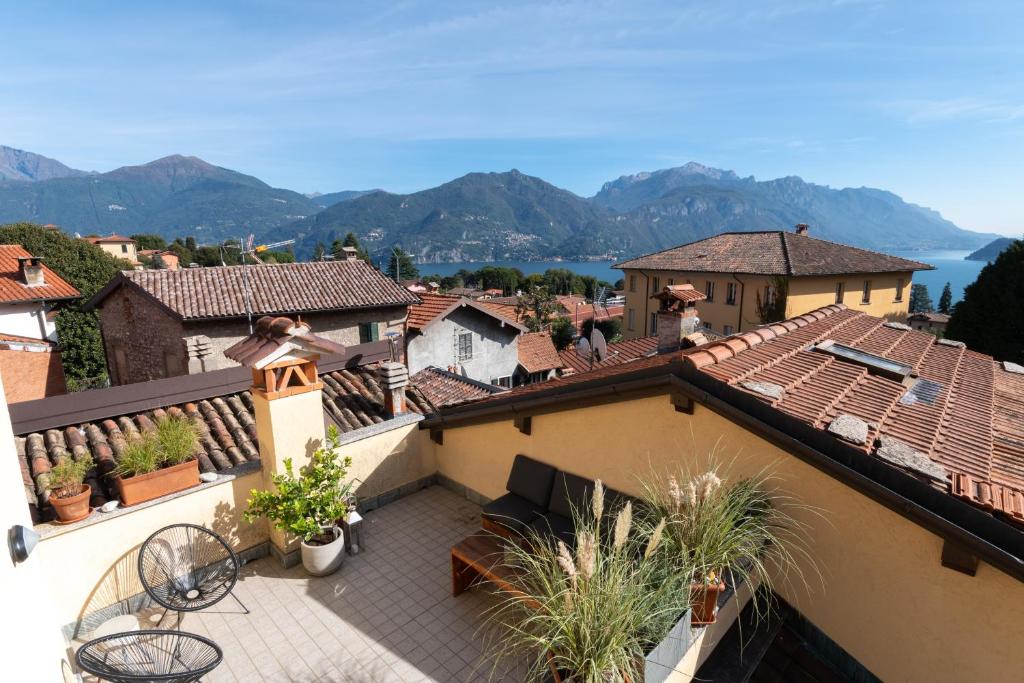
[97,285,187,385]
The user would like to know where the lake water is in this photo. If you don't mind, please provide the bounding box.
[420,249,985,304]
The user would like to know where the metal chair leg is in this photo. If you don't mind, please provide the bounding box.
[229,590,250,615]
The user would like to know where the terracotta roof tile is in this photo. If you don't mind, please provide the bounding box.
[0,245,80,303]
[89,260,418,320]
[406,293,525,331]
[689,304,1024,526]
[17,362,430,524]
[517,332,563,373]
[615,231,933,275]
[559,336,659,375]
[84,234,135,244]
[411,367,506,408]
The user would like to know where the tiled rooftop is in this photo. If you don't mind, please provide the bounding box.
[558,335,659,374]
[0,244,81,303]
[411,367,506,408]
[407,293,524,332]
[17,364,433,523]
[74,487,519,683]
[88,260,419,320]
[516,332,563,374]
[686,305,1024,525]
[615,231,934,276]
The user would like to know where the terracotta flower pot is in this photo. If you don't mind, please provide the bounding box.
[545,651,633,683]
[115,459,200,506]
[690,579,727,625]
[50,485,92,524]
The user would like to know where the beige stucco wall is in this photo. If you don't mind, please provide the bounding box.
[432,394,1024,682]
[786,272,912,322]
[345,421,437,499]
[0,373,71,681]
[621,268,914,338]
[34,471,267,628]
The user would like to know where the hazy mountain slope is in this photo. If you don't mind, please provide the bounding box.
[0,155,319,242]
[965,237,1016,261]
[598,165,996,251]
[289,170,628,262]
[0,145,90,182]
[311,189,378,208]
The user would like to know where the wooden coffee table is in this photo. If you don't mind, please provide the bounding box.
[451,534,539,609]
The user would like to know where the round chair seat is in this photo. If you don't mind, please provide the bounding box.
[138,524,240,612]
[76,629,222,683]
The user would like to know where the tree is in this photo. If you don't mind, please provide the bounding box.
[581,316,623,344]
[517,285,557,331]
[312,242,327,262]
[167,238,192,266]
[550,317,575,350]
[755,276,789,324]
[151,253,168,269]
[0,223,127,386]
[938,282,953,314]
[946,240,1024,363]
[386,247,419,281]
[131,234,167,250]
[909,284,934,313]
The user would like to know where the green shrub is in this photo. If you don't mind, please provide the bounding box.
[114,417,199,477]
[244,426,354,543]
[156,415,200,465]
[50,456,93,498]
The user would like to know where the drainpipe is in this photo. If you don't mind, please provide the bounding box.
[732,274,746,332]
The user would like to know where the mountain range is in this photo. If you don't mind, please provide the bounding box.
[0,146,998,261]
[965,237,1016,262]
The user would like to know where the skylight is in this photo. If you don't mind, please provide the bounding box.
[813,340,912,381]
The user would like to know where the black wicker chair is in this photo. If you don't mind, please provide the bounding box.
[138,524,248,629]
[76,630,222,683]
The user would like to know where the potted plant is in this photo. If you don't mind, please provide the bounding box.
[640,462,814,626]
[245,426,354,576]
[487,481,691,683]
[49,455,94,523]
[114,415,200,506]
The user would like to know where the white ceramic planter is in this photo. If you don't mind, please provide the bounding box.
[300,526,345,576]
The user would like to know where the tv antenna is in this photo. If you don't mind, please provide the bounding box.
[225,234,296,333]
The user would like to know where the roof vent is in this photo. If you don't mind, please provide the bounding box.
[813,340,912,381]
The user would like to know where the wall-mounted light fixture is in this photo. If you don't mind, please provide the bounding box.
[8,525,40,564]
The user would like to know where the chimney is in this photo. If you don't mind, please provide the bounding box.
[378,362,409,417]
[651,284,706,354]
[795,223,809,236]
[340,246,359,261]
[18,256,45,287]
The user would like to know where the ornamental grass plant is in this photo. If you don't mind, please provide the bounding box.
[49,455,93,498]
[638,457,819,620]
[486,481,692,683]
[115,416,200,478]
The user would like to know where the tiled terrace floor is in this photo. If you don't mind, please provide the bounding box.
[77,486,522,682]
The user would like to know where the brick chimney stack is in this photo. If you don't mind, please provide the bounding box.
[18,256,45,287]
[795,223,809,236]
[378,362,409,417]
[651,284,707,354]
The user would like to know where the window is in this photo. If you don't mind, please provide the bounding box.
[358,322,379,343]
[629,275,637,292]
[457,332,473,360]
[651,276,660,294]
[861,280,871,304]
[895,278,905,302]
[121,244,128,254]
[764,285,774,306]
[835,282,845,304]
[705,280,715,302]
[726,282,738,305]
[627,308,635,331]
[723,325,734,336]
[492,376,512,388]
[649,312,657,335]
[703,321,712,330]
[667,278,674,286]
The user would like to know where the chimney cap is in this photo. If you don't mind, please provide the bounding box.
[340,246,359,260]
[795,223,809,235]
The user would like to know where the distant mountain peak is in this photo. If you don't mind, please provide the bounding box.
[0,144,90,182]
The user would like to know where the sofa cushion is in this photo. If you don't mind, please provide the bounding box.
[505,454,557,508]
[528,512,575,547]
[482,493,545,533]
[548,471,594,520]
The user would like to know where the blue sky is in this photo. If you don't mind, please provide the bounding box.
[2,1,1021,235]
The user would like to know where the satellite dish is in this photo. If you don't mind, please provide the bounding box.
[592,328,608,363]
[576,337,592,359]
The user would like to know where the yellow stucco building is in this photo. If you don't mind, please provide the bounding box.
[617,227,932,338]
